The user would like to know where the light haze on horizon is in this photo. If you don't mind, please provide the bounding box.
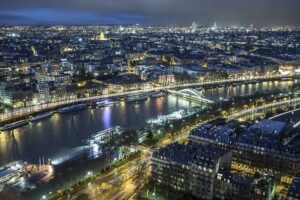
[0,0,299,27]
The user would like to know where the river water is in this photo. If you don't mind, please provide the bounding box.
[0,80,295,165]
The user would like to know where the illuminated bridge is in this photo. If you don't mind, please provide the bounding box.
[168,88,214,104]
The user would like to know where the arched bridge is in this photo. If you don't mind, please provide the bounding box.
[168,88,214,104]
[178,89,204,97]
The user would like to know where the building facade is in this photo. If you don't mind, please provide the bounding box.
[151,142,232,199]
[189,120,300,174]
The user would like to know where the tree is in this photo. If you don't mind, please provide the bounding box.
[146,131,154,140]
[120,129,138,145]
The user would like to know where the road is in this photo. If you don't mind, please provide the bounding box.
[64,152,150,200]
[270,108,300,127]
[226,98,300,121]
[250,53,285,64]
[57,128,191,200]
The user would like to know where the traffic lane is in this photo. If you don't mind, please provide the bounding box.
[271,108,300,124]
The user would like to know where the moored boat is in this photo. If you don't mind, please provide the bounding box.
[58,103,87,114]
[30,112,53,122]
[151,92,166,98]
[96,100,115,107]
[0,120,29,131]
[126,94,148,103]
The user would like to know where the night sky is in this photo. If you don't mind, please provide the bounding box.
[0,0,299,26]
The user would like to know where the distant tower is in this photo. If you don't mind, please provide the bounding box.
[31,46,38,56]
[211,22,217,31]
[214,22,217,29]
[191,22,197,33]
[250,24,254,29]
[119,26,124,32]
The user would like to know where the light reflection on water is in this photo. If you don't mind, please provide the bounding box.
[0,80,294,165]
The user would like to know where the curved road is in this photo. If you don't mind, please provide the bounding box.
[270,108,300,127]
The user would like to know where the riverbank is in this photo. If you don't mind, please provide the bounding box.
[0,75,297,125]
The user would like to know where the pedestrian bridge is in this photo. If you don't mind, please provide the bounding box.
[168,88,214,104]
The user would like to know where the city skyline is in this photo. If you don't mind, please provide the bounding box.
[0,1,300,199]
[0,0,299,27]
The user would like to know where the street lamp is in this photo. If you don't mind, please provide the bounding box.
[153,187,156,196]
[87,171,93,176]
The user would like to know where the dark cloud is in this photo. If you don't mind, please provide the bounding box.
[0,13,34,24]
[0,0,299,26]
[0,10,150,25]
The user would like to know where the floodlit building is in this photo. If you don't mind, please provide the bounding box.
[97,32,107,41]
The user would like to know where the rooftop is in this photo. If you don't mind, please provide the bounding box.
[189,119,300,155]
[189,123,237,143]
[152,142,230,168]
[248,119,287,136]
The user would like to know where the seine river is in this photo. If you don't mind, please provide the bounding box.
[0,80,294,165]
